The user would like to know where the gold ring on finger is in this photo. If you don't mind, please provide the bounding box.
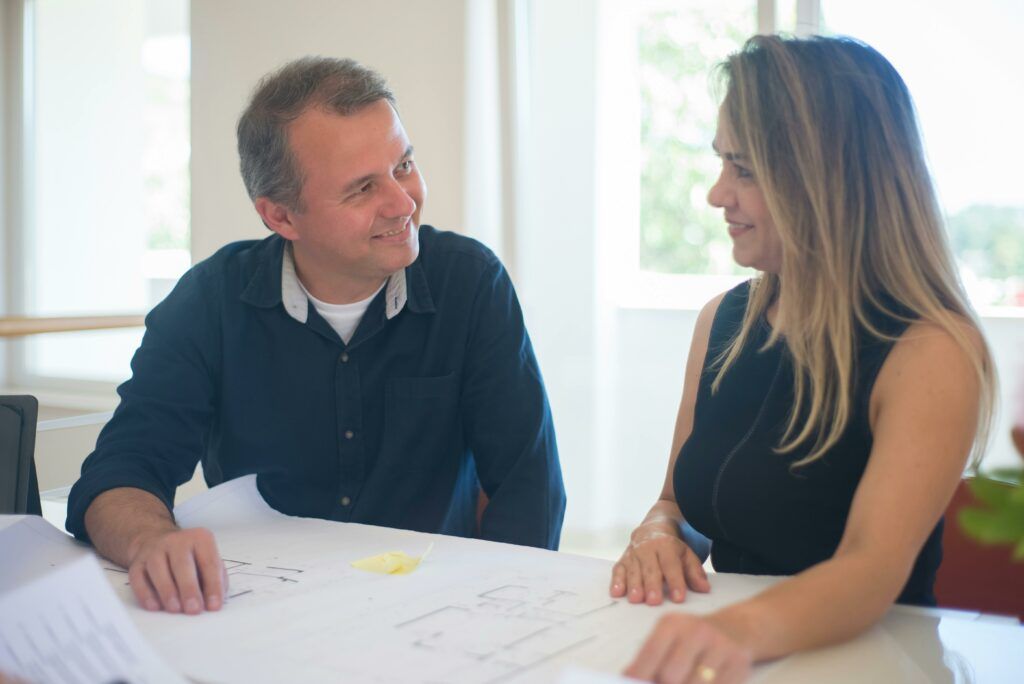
[697,664,717,682]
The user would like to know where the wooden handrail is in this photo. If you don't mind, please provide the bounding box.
[0,315,145,337]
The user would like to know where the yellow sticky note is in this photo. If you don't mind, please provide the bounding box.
[351,543,433,575]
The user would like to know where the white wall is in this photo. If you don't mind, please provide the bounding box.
[979,316,1024,469]
[190,0,476,260]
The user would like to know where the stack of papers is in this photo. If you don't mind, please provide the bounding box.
[0,516,185,683]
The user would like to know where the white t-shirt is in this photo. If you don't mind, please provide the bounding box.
[297,279,386,345]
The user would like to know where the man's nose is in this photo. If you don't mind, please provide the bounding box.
[380,178,416,218]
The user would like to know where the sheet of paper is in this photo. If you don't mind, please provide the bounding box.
[0,514,90,592]
[0,553,186,684]
[173,473,285,528]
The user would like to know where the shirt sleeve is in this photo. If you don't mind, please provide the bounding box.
[65,265,222,542]
[461,259,566,549]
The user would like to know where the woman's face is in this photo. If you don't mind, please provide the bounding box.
[707,108,784,274]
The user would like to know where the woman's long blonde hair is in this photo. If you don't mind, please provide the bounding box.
[712,35,995,466]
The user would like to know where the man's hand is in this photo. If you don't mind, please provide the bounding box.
[83,487,228,614]
[610,521,710,605]
[126,527,227,613]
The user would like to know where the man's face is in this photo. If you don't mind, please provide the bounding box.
[272,100,426,299]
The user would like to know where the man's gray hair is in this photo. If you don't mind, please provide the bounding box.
[237,56,396,210]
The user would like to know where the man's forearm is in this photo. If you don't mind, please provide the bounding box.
[83,487,178,567]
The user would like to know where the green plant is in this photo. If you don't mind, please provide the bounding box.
[959,467,1024,560]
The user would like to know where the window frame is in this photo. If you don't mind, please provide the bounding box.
[1,0,42,392]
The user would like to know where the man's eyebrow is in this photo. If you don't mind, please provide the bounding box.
[340,146,416,195]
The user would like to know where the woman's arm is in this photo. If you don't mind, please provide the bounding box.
[626,320,983,680]
[610,292,725,605]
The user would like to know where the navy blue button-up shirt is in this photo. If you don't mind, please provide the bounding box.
[67,226,565,549]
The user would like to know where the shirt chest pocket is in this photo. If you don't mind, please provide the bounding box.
[380,373,461,471]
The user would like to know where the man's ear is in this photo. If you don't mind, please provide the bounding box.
[254,197,300,240]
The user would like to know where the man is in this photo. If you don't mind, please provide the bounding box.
[66,57,565,615]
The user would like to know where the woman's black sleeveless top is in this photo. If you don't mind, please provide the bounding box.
[674,281,943,606]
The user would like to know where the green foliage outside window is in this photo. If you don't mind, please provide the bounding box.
[947,205,1024,307]
[638,5,753,276]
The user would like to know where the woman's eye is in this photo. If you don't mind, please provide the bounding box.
[398,160,413,174]
[735,164,753,179]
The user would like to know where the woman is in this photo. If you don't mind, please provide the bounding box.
[611,35,995,683]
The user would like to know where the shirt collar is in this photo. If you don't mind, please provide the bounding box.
[280,241,309,322]
[402,251,436,315]
[240,235,434,321]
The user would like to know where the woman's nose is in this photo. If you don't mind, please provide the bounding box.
[707,172,733,209]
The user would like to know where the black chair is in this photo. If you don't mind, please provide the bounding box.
[0,395,42,514]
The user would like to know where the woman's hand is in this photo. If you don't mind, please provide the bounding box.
[610,522,710,605]
[624,613,753,683]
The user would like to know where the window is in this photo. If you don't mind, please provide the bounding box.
[8,0,190,386]
[601,0,792,308]
[616,0,1023,311]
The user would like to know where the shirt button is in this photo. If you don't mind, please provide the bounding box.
[344,429,354,439]
[340,496,351,506]
[340,353,349,363]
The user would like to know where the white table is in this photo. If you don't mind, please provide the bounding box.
[22,477,1024,683]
